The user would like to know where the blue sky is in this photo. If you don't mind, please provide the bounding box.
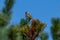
[0,0,60,40]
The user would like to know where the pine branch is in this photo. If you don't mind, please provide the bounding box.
[51,18,60,40]
[0,0,14,27]
[39,32,48,40]
[2,0,14,15]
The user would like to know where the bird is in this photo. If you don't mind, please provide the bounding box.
[25,11,32,22]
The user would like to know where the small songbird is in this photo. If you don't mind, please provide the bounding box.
[25,11,32,21]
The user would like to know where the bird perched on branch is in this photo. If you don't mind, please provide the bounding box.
[25,11,32,22]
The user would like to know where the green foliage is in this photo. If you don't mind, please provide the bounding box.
[36,19,46,32]
[0,27,8,40]
[51,18,60,40]
[20,18,28,27]
[39,32,48,40]
[2,0,14,14]
[0,0,14,27]
[0,0,14,40]
[0,14,9,27]
[8,26,19,40]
